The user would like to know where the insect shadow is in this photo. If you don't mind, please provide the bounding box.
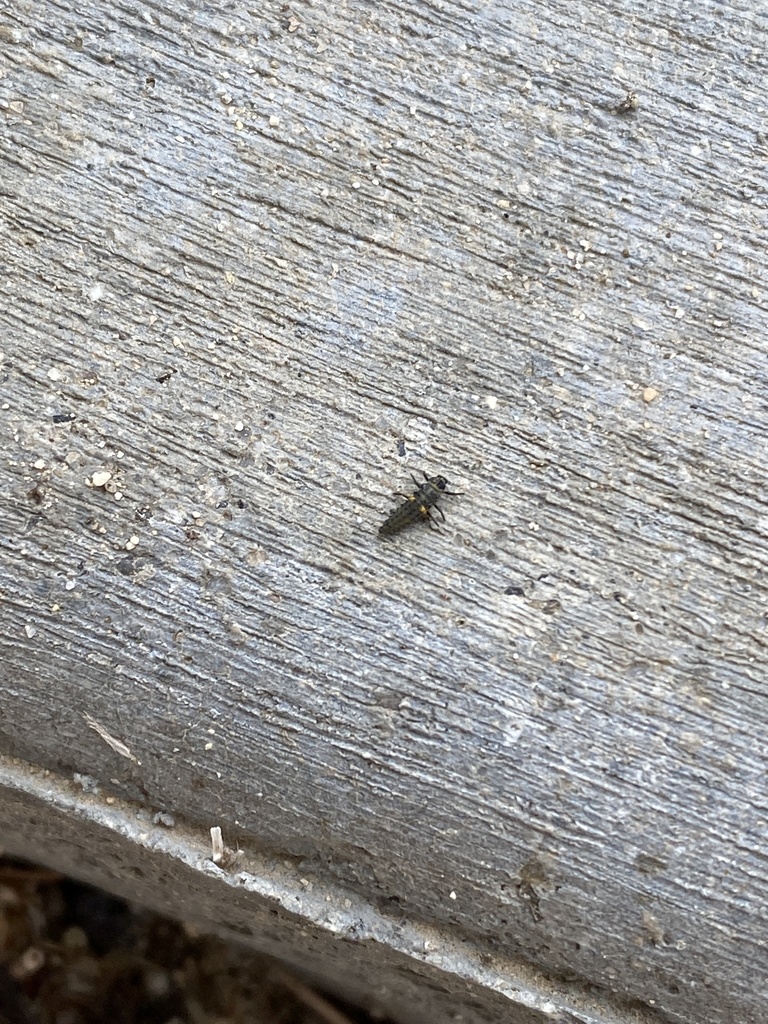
[379,472,462,537]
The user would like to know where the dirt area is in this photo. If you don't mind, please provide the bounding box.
[0,857,385,1024]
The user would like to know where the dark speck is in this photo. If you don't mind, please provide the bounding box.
[396,439,406,457]
[60,879,135,955]
[635,853,667,875]
[52,412,76,423]
[237,499,246,509]
[504,585,525,596]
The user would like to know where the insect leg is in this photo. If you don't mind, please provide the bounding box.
[415,505,439,531]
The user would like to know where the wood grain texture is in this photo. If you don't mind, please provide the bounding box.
[1,1,767,1022]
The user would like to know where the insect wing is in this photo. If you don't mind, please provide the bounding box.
[379,494,421,536]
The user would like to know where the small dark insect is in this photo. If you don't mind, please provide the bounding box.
[615,89,639,114]
[379,472,462,537]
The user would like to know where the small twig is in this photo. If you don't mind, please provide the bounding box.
[209,827,244,869]
[270,967,358,1024]
[83,713,139,763]
[210,826,224,864]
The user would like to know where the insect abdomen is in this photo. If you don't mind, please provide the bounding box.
[378,496,425,536]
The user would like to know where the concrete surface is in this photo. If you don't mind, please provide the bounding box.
[1,1,767,1022]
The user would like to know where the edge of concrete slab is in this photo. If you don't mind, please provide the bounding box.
[0,755,661,1024]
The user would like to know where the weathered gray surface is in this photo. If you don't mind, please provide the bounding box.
[1,0,766,1022]
[1,760,640,1024]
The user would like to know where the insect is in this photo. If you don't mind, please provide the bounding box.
[379,472,462,537]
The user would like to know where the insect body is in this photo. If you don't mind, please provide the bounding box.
[379,473,461,537]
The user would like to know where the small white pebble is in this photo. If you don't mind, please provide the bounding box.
[73,774,100,793]
[13,947,44,979]
[144,967,171,997]
[91,470,112,487]
[25,625,37,638]
[269,115,280,127]
[642,387,660,403]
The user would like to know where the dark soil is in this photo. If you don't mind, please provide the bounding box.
[0,857,385,1024]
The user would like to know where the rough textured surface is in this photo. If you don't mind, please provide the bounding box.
[0,1,766,1023]
[0,762,630,1024]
